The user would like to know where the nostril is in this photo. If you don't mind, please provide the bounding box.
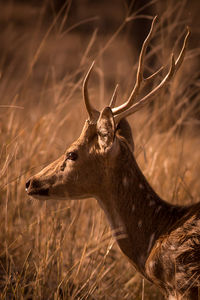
[26,180,31,191]
[31,179,41,189]
[26,178,41,191]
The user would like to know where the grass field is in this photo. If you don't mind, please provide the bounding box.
[0,1,200,299]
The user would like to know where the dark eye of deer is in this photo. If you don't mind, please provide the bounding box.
[67,152,78,161]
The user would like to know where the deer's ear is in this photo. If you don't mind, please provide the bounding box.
[97,107,116,151]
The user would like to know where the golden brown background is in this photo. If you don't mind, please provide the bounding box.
[0,1,200,299]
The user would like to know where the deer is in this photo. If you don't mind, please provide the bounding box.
[25,17,200,300]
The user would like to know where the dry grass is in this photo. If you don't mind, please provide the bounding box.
[0,1,200,299]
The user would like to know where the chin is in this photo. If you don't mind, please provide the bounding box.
[27,194,50,201]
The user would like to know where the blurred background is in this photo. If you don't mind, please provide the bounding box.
[0,0,200,299]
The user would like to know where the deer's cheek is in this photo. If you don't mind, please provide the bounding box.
[49,180,71,199]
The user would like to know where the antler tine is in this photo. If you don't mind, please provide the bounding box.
[114,27,190,124]
[174,27,190,73]
[112,16,157,116]
[82,61,98,121]
[109,84,119,108]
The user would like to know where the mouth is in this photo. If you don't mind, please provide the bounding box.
[26,188,49,198]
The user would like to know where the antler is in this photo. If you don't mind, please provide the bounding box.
[109,84,119,108]
[112,23,190,123]
[82,18,190,125]
[82,61,99,122]
[112,16,158,116]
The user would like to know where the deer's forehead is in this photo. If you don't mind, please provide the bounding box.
[65,121,98,153]
[73,120,98,148]
[80,120,97,138]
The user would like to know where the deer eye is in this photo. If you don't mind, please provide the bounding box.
[67,152,78,161]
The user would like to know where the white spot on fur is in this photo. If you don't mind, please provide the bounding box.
[168,296,176,300]
[170,245,176,250]
[149,260,155,269]
[122,176,128,187]
[149,200,155,206]
[147,233,155,254]
[140,254,146,265]
[156,206,162,213]
[139,183,144,189]
[138,220,142,228]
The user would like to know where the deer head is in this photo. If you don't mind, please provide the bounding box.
[26,17,190,203]
[25,106,134,200]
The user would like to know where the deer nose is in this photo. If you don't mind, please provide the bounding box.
[25,178,41,192]
[25,177,43,193]
[26,179,30,191]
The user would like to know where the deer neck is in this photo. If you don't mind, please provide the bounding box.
[96,143,186,278]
